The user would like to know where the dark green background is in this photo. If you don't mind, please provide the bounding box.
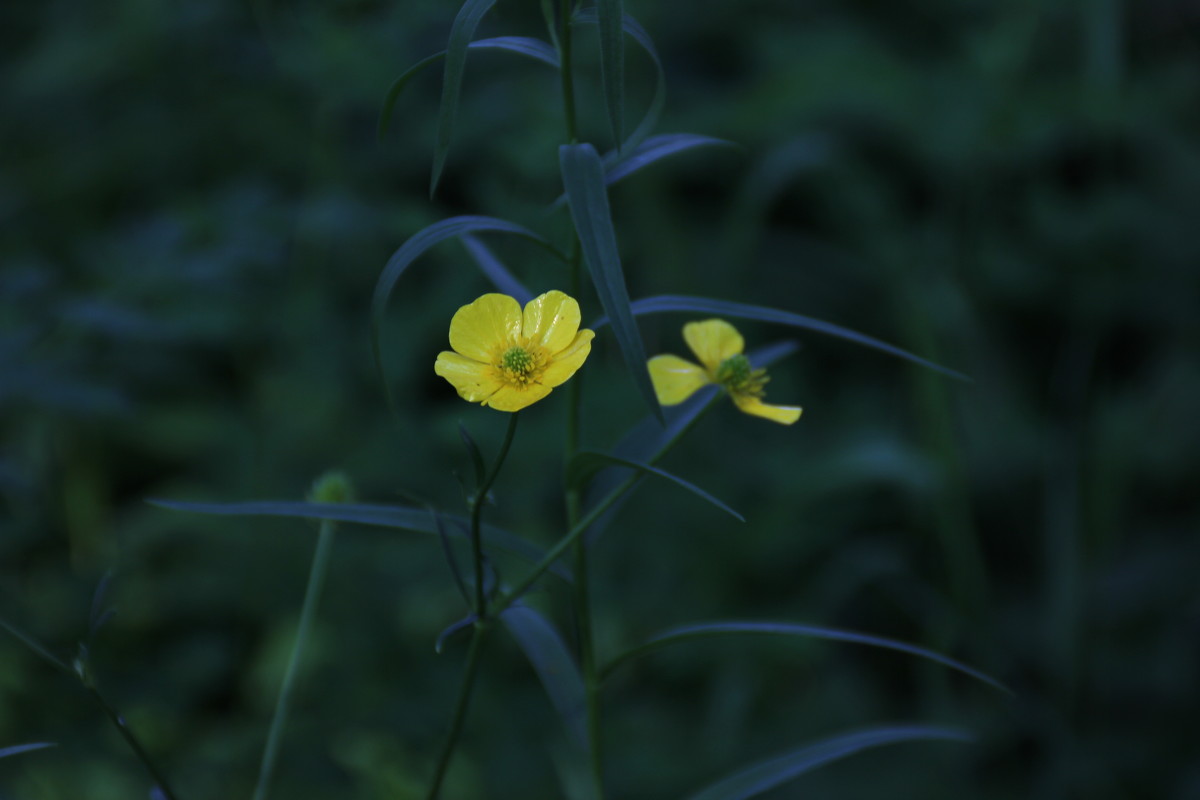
[2,0,1197,797]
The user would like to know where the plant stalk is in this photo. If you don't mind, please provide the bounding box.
[425,624,490,800]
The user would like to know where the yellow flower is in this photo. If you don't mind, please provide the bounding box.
[647,319,802,425]
[434,290,595,412]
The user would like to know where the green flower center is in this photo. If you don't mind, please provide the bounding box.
[498,345,542,386]
[715,354,768,397]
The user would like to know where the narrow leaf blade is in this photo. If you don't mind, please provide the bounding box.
[595,295,968,380]
[460,235,534,304]
[431,0,499,195]
[149,499,572,581]
[567,451,743,522]
[501,605,588,748]
[559,143,661,421]
[596,0,624,147]
[605,134,737,186]
[0,742,57,760]
[686,725,972,800]
[573,10,664,154]
[601,621,1010,693]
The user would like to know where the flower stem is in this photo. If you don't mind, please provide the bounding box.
[85,683,181,800]
[469,411,520,617]
[252,518,338,800]
[425,623,490,800]
[559,0,578,143]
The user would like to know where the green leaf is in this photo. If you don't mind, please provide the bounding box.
[457,421,487,490]
[582,342,796,544]
[685,725,972,800]
[559,143,661,422]
[596,0,624,147]
[573,9,664,154]
[552,134,738,207]
[378,38,559,141]
[500,605,588,748]
[0,616,69,673]
[371,215,560,410]
[0,742,57,760]
[595,295,969,381]
[149,499,572,582]
[599,621,1010,693]
[460,235,534,304]
[432,0,498,195]
[567,451,743,522]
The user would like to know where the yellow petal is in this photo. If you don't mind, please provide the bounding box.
[448,294,522,362]
[540,329,594,389]
[648,354,711,405]
[522,290,582,354]
[732,394,803,425]
[683,319,744,372]
[434,351,501,403]
[485,382,553,412]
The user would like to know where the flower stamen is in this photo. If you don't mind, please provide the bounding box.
[715,354,768,397]
[498,345,542,386]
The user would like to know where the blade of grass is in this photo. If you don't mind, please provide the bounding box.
[460,235,534,304]
[0,743,56,760]
[573,9,663,154]
[431,0,499,195]
[567,452,743,522]
[559,143,661,422]
[596,0,624,148]
[501,605,588,748]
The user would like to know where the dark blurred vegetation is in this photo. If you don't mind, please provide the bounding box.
[2,0,1198,797]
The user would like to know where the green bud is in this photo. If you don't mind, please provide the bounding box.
[310,471,355,504]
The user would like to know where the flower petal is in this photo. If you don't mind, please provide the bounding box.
[648,354,711,405]
[448,293,522,362]
[732,394,803,425]
[434,351,501,403]
[485,382,554,412]
[522,290,581,354]
[683,319,745,372]
[541,329,594,389]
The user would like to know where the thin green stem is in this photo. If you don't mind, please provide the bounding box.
[86,684,181,800]
[469,412,520,617]
[559,0,578,143]
[252,519,338,800]
[425,623,490,800]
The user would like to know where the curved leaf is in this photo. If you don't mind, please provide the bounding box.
[685,725,972,800]
[594,295,968,381]
[567,451,743,522]
[460,235,534,305]
[501,605,588,747]
[378,38,559,141]
[431,0,499,195]
[435,614,477,654]
[599,621,1010,693]
[560,144,661,422]
[372,215,560,409]
[582,342,797,544]
[149,499,572,582]
[0,742,56,760]
[573,9,663,154]
[596,0,624,148]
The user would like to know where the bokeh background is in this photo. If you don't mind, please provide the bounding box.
[2,0,1198,797]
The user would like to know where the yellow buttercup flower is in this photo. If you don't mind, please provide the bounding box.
[647,319,802,425]
[434,290,594,412]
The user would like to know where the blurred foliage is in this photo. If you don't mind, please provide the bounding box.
[2,0,1198,798]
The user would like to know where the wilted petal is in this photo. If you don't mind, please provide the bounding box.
[683,319,745,373]
[648,354,711,405]
[732,394,802,425]
[448,293,522,362]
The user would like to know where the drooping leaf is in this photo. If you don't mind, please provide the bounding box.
[460,235,534,304]
[500,605,588,747]
[371,215,561,409]
[378,38,559,140]
[685,725,972,800]
[600,621,1010,693]
[573,9,664,154]
[582,342,797,544]
[594,295,968,380]
[149,499,572,582]
[559,143,661,422]
[431,0,499,195]
[0,742,57,760]
[552,134,738,207]
[596,0,624,148]
[567,451,743,522]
